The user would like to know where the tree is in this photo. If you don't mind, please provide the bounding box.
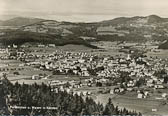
[2,77,141,116]
[164,76,168,83]
[13,71,20,75]
[96,82,102,87]
[136,77,146,87]
[103,98,115,115]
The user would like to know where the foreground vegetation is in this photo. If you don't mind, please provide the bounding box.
[0,76,142,116]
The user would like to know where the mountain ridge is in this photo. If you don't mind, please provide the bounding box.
[0,17,45,26]
[1,15,168,49]
[1,15,168,26]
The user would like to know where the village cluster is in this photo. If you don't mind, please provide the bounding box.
[1,44,168,100]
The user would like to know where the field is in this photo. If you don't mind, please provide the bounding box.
[94,90,168,115]
[145,50,168,59]
[57,44,93,51]
[27,44,127,61]
[0,59,52,84]
[28,44,93,53]
[91,41,168,59]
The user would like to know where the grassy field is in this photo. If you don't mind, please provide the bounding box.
[145,50,168,59]
[0,59,52,84]
[50,75,92,81]
[57,44,93,51]
[10,79,48,85]
[112,95,168,115]
[29,44,93,53]
[27,43,128,59]
[94,91,168,115]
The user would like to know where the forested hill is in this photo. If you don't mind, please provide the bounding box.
[0,17,44,26]
[1,15,168,46]
[0,77,141,116]
[158,41,168,49]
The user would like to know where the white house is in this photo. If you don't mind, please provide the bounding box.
[137,93,144,99]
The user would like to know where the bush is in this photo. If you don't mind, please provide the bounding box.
[13,72,20,75]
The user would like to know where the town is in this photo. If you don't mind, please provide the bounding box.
[0,43,168,115]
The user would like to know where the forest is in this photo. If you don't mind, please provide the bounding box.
[0,76,142,116]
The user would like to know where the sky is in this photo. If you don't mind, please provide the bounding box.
[0,0,168,22]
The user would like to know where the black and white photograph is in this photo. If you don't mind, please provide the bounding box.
[0,0,168,115]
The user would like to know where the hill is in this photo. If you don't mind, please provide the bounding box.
[0,30,98,49]
[0,17,44,26]
[99,15,168,25]
[147,15,164,23]
[158,41,168,49]
[0,20,3,25]
[1,15,168,46]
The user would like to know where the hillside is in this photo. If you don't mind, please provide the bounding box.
[0,17,44,26]
[1,15,168,46]
[158,41,168,49]
[99,15,168,25]
[19,15,168,41]
[0,20,3,23]
[0,30,98,49]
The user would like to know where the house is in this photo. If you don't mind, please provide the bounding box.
[87,91,92,95]
[114,88,120,93]
[73,70,78,75]
[19,64,25,67]
[127,80,135,87]
[82,91,88,96]
[127,88,133,91]
[51,88,59,93]
[13,44,18,48]
[38,44,45,48]
[162,93,167,98]
[32,75,40,80]
[144,91,149,96]
[154,84,164,89]
[77,91,81,96]
[48,44,55,47]
[126,54,131,60]
[78,59,85,63]
[137,93,144,99]
[152,109,157,112]
[110,89,114,94]
[82,71,90,77]
[65,88,71,94]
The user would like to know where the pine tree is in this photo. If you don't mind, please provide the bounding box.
[103,98,115,115]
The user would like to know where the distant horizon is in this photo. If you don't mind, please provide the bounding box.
[0,12,168,23]
[1,0,168,22]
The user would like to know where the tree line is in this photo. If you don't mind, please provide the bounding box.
[1,77,142,116]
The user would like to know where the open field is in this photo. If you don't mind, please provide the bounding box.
[0,60,22,66]
[57,44,93,51]
[50,75,93,81]
[91,49,126,57]
[10,79,48,85]
[28,44,93,53]
[145,50,168,59]
[27,42,168,60]
[27,43,127,58]
[112,95,168,115]
[94,90,168,115]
